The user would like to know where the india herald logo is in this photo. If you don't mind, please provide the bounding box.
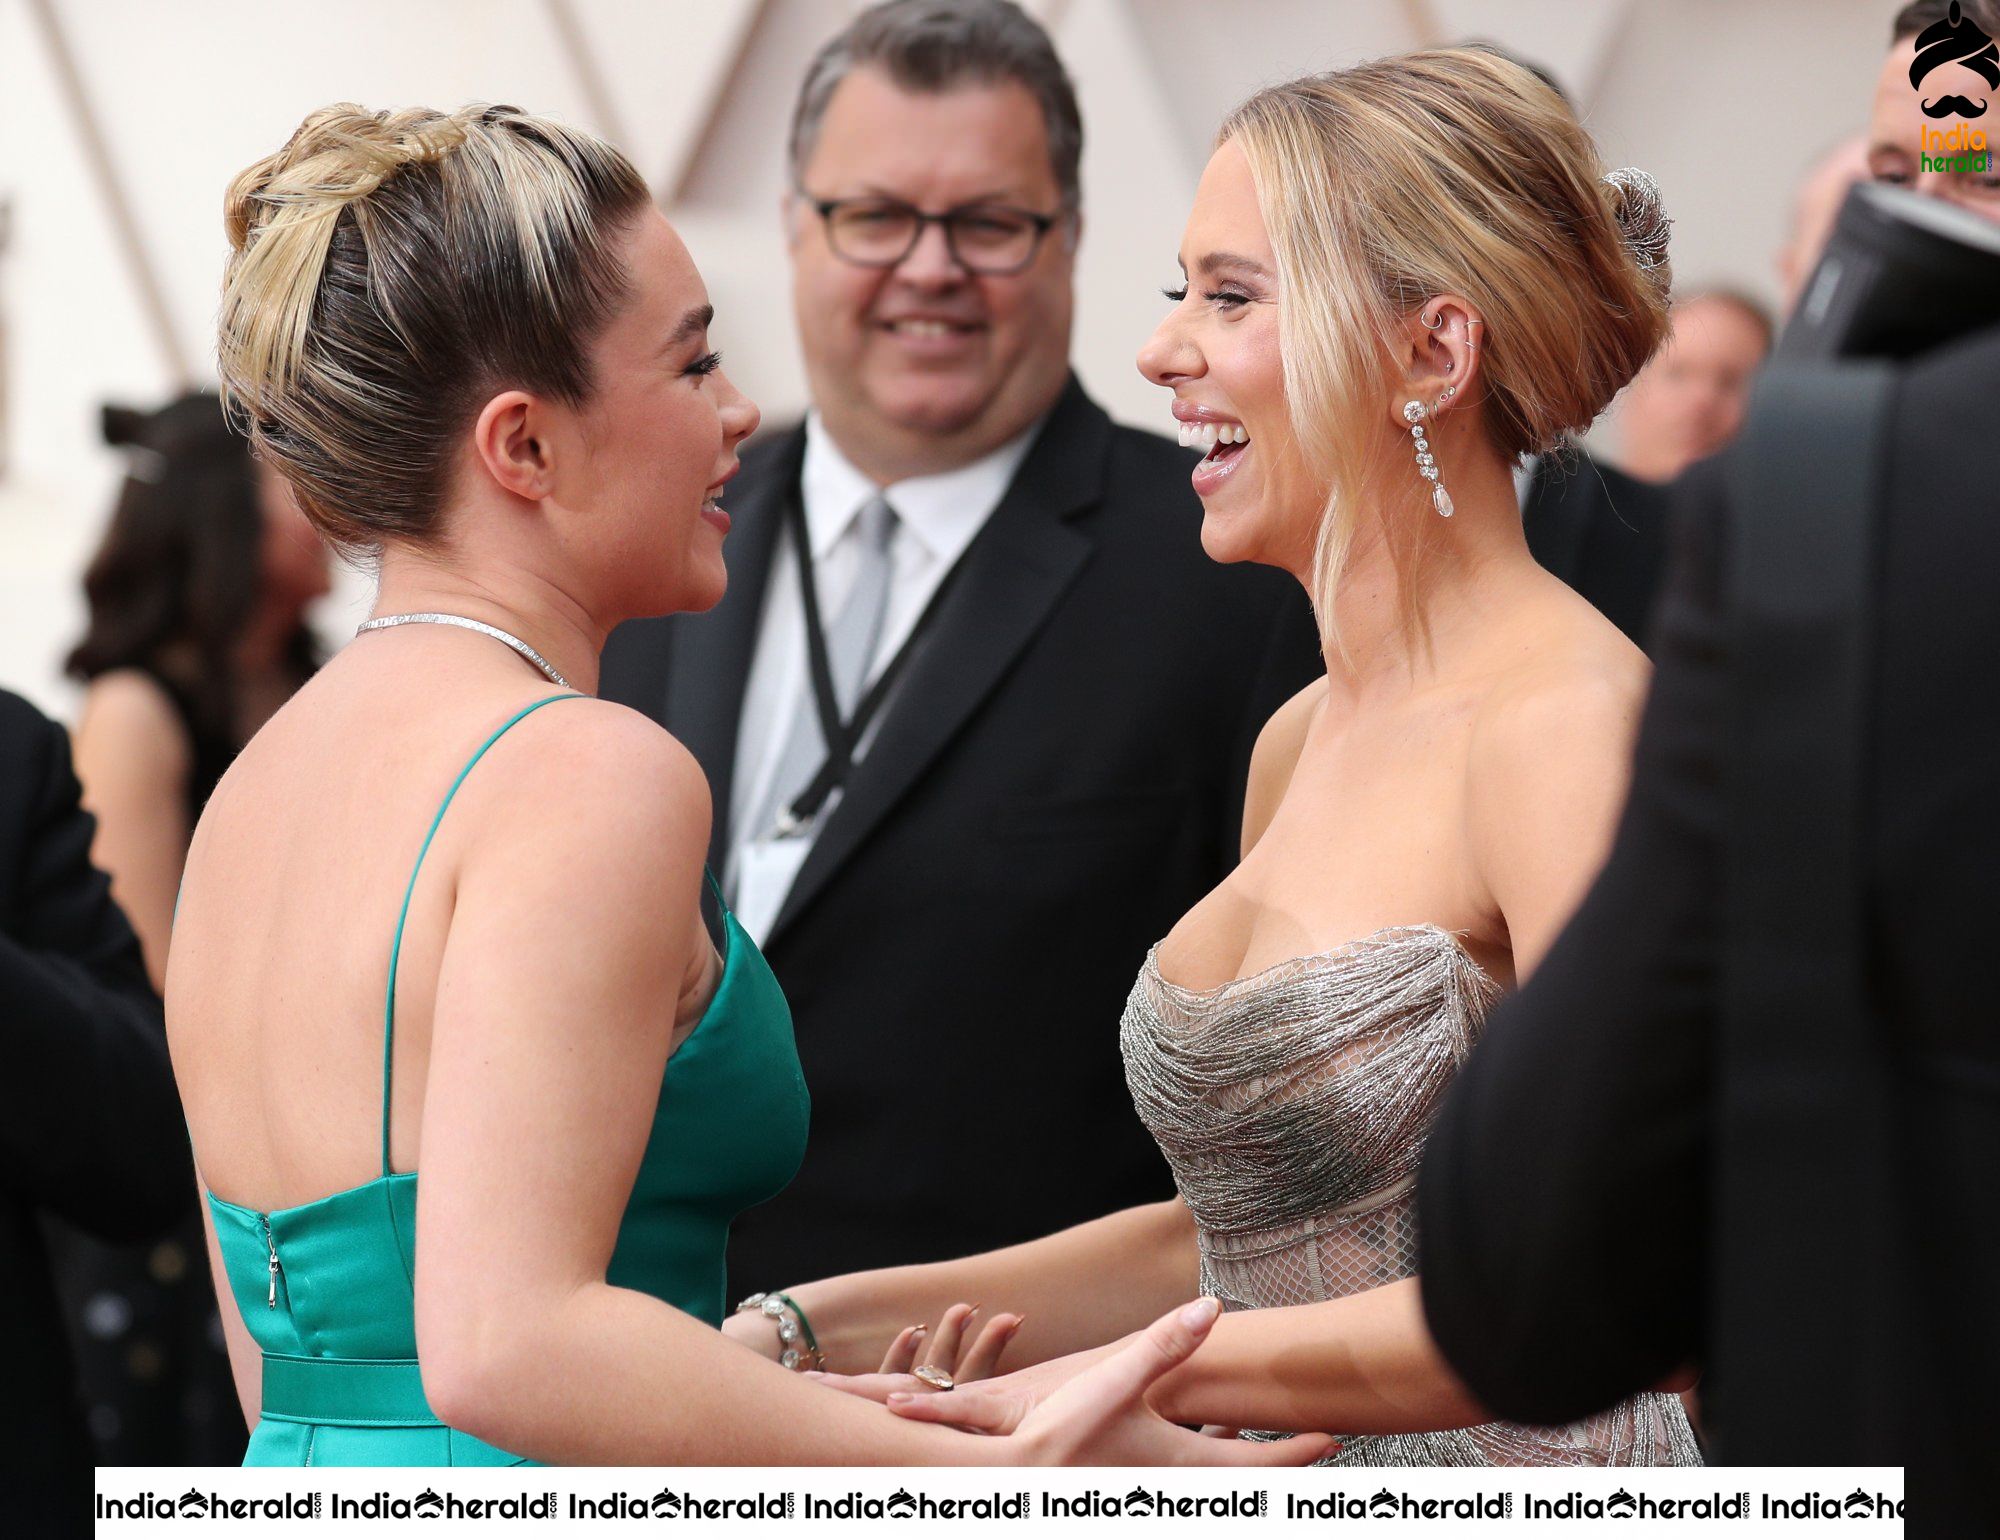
[1913,2,1999,118]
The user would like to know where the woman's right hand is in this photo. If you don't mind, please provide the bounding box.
[1000,1298,1337,1467]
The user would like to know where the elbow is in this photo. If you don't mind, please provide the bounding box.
[414,1283,535,1446]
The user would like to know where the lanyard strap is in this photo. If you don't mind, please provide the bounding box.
[781,489,960,833]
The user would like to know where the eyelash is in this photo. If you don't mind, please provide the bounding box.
[1162,286,1248,310]
[686,350,722,377]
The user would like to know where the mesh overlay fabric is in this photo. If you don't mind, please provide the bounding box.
[1122,926,1702,1468]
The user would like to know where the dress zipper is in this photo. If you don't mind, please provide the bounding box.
[261,1214,280,1307]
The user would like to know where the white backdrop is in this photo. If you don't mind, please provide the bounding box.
[0,0,1889,717]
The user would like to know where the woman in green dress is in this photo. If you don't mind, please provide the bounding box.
[164,99,1332,1470]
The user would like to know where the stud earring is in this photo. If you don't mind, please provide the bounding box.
[1404,391,1456,518]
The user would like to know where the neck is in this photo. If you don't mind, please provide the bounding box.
[1303,442,1537,708]
[367,544,606,696]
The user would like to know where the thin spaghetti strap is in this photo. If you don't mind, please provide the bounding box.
[380,693,585,1177]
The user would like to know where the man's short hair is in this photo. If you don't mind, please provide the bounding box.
[788,0,1084,210]
[1678,287,1778,354]
[1891,0,2000,42]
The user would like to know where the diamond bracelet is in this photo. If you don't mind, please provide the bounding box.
[735,1291,826,1372]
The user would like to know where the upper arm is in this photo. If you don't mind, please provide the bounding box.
[71,673,193,988]
[1465,664,1647,980]
[413,709,712,1351]
[1240,680,1324,858]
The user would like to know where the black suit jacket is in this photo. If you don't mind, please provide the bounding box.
[1418,331,2000,1516]
[0,690,189,1528]
[1521,451,1673,648]
[603,378,1322,1287]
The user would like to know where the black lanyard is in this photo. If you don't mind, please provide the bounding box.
[777,489,958,835]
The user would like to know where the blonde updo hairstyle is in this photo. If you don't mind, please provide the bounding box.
[218,103,652,559]
[1219,49,1672,637]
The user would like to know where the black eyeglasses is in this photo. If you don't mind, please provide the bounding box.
[799,193,1066,275]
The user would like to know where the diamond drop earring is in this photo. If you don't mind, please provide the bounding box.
[1404,385,1457,518]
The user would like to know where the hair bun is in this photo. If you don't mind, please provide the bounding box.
[222,104,476,254]
[1602,167,1672,284]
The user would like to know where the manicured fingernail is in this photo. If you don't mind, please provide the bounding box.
[1180,1296,1220,1329]
[887,1392,914,1405]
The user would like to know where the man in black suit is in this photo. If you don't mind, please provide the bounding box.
[602,0,1319,1295]
[1416,311,1999,1519]
[1,689,191,1530]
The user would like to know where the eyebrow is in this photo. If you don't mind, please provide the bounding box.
[1195,251,1272,279]
[668,303,714,349]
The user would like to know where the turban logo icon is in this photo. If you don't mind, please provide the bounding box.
[1912,2,2000,118]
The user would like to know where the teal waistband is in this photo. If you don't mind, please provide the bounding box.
[260,1353,440,1428]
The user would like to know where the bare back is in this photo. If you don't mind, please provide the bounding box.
[166,637,717,1213]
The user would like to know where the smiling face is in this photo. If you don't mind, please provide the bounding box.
[1867,36,2000,220]
[1136,139,1325,574]
[557,208,760,618]
[789,68,1076,480]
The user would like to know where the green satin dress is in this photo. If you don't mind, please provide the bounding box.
[205,694,810,1465]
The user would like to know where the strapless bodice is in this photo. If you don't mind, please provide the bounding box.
[1120,925,1701,1468]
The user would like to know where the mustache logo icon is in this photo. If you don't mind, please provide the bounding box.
[1911,3,1999,118]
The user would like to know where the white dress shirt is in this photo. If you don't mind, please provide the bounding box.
[726,411,1040,941]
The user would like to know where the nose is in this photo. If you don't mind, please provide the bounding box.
[1137,305,1200,388]
[719,369,761,445]
[892,217,969,289]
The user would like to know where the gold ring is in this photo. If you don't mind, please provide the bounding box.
[911,1364,956,1392]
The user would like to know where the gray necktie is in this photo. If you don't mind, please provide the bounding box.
[750,494,898,841]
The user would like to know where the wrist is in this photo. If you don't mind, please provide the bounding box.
[733,1290,826,1372]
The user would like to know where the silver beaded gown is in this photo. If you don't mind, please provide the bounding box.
[1120,925,1702,1467]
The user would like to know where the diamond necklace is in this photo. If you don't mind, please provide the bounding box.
[354,612,574,690]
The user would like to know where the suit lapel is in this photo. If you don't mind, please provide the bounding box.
[670,427,801,868]
[768,380,1109,943]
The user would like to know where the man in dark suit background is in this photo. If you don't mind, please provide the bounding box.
[1,688,191,1532]
[602,0,1319,1299]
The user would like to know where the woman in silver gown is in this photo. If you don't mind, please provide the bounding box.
[730,49,1702,1467]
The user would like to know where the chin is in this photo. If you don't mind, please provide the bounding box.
[1197,505,1264,566]
[869,376,992,436]
[681,563,729,615]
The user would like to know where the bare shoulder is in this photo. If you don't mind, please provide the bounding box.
[467,697,712,876]
[76,670,192,774]
[1467,607,1650,805]
[1242,676,1328,854]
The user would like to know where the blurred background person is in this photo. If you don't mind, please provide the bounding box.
[45,391,326,1469]
[1610,289,1774,485]
[1777,135,1871,313]
[1,687,188,1533]
[67,393,328,991]
[602,0,1320,1297]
